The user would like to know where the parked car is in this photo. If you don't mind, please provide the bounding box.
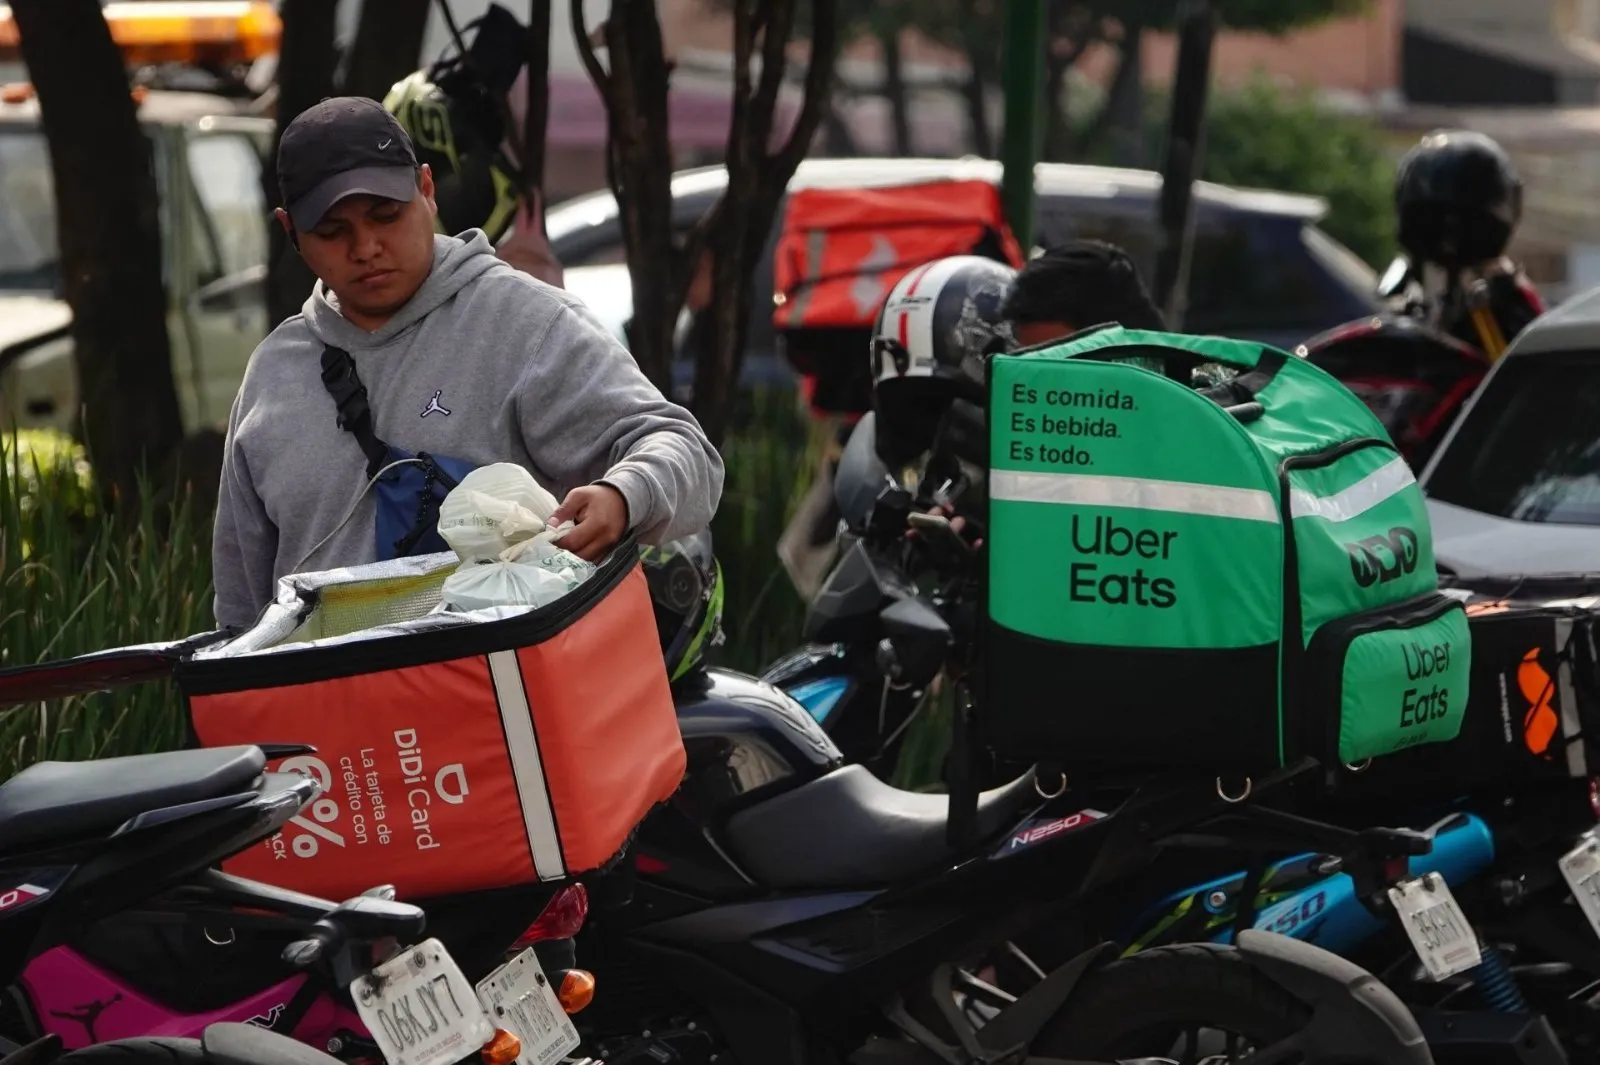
[1421,283,1600,577]
[0,87,273,438]
[543,156,1382,391]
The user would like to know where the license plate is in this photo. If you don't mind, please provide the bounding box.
[352,938,496,1065]
[1388,873,1482,982]
[1559,831,1600,940]
[475,949,582,1065]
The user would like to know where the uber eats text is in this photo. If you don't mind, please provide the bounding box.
[1069,514,1179,609]
[1399,638,1454,735]
[1006,382,1136,468]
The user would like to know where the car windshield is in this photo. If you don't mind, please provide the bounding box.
[0,129,59,291]
[1426,350,1600,526]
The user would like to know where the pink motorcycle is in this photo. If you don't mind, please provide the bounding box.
[0,743,594,1065]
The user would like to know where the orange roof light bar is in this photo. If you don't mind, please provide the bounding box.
[0,1,281,66]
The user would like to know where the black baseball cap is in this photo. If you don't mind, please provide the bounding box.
[277,97,420,230]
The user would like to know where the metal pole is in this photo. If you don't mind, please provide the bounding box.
[1153,0,1216,330]
[999,0,1046,252]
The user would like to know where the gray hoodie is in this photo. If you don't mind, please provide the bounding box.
[212,230,724,630]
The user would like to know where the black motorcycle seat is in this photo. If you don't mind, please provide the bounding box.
[723,764,1039,889]
[0,745,266,853]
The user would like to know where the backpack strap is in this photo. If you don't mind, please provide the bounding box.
[319,346,390,480]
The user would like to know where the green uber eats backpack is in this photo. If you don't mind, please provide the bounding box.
[980,326,1470,775]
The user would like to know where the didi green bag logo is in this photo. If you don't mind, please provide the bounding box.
[1345,526,1420,589]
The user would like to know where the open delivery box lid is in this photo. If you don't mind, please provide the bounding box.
[0,538,687,901]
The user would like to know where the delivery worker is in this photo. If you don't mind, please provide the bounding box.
[1000,239,1166,347]
[1393,129,1545,358]
[211,97,724,630]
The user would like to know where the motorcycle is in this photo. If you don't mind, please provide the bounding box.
[0,742,596,1065]
[757,404,1600,1062]
[557,457,1446,1065]
[1295,313,1489,472]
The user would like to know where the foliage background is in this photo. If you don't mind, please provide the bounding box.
[1073,77,1398,268]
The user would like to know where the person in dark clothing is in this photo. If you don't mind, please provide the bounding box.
[1000,239,1166,347]
[1393,129,1545,358]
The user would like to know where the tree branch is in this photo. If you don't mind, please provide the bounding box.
[748,0,796,152]
[773,0,837,176]
[570,0,610,93]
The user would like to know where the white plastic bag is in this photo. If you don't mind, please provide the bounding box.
[437,463,562,563]
[438,559,583,612]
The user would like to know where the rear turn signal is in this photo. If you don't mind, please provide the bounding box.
[557,969,596,1014]
[481,1029,522,1065]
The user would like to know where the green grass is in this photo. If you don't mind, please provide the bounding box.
[706,389,824,674]
[0,400,824,769]
[0,431,209,777]
[0,404,944,787]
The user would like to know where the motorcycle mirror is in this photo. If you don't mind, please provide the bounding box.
[878,596,952,690]
[929,398,988,472]
[1377,255,1415,300]
[834,412,894,528]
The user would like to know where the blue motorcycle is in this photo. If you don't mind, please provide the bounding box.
[761,409,1600,1062]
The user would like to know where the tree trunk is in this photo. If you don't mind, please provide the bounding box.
[693,0,838,447]
[879,25,913,157]
[823,90,858,157]
[521,0,553,205]
[264,0,338,328]
[575,0,689,393]
[1107,23,1146,168]
[343,0,433,101]
[962,44,993,158]
[11,0,183,504]
[1076,21,1144,164]
[1042,53,1071,161]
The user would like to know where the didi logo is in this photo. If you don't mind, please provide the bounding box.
[1519,648,1559,756]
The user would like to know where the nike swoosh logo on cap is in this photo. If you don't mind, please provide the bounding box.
[379,138,392,149]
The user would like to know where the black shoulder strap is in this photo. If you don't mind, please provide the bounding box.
[319,345,390,480]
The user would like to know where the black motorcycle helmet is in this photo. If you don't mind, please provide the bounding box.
[638,530,724,683]
[1395,129,1522,271]
[869,255,1017,469]
[384,4,527,242]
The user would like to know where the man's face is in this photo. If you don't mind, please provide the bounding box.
[1013,319,1075,348]
[281,165,439,330]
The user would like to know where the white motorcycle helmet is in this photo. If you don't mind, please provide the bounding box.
[868,255,1017,468]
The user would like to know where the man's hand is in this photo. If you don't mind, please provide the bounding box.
[552,484,629,562]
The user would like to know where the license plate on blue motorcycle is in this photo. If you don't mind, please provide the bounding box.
[1559,831,1600,940]
[1388,873,1482,982]
[475,948,581,1065]
[352,938,496,1065]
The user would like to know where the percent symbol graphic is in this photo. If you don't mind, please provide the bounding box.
[288,797,346,857]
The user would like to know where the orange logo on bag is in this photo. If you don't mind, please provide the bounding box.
[1466,599,1512,617]
[1519,647,1559,756]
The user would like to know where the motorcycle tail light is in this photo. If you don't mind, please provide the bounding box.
[513,883,589,948]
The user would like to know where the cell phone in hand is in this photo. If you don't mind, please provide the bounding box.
[906,510,971,556]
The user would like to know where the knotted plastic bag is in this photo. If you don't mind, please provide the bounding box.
[436,463,561,563]
[434,463,600,612]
